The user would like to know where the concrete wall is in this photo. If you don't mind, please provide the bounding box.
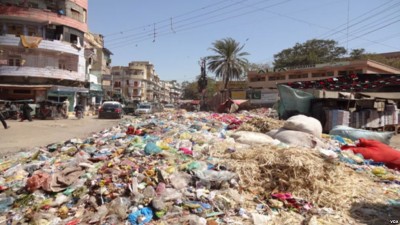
[0,5,88,33]
[0,66,85,81]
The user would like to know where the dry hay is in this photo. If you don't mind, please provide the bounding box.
[238,116,284,133]
[208,144,400,224]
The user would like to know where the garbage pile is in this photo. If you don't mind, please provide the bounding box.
[0,110,399,225]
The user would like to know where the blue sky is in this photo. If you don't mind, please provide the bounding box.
[88,0,400,83]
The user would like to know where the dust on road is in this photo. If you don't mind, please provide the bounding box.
[0,116,120,157]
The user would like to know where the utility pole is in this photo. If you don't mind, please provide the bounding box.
[198,58,208,111]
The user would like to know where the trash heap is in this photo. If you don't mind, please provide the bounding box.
[0,110,399,225]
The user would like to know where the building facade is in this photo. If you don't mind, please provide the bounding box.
[84,32,112,104]
[247,59,400,105]
[110,61,181,103]
[168,80,182,103]
[0,0,88,109]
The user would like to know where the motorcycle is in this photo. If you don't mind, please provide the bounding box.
[2,109,19,120]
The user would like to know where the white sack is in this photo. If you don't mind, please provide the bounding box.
[231,131,275,145]
[266,129,280,138]
[274,129,327,149]
[329,125,393,145]
[283,114,322,137]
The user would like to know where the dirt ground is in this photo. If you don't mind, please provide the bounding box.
[0,115,121,157]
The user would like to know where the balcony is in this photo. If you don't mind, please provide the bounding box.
[0,5,88,32]
[0,66,85,81]
[128,84,142,89]
[0,35,82,55]
[127,74,145,80]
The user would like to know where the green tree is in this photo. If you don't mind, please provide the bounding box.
[181,78,218,100]
[181,81,199,100]
[273,39,347,68]
[349,49,400,69]
[349,48,366,59]
[206,38,249,91]
[247,62,272,74]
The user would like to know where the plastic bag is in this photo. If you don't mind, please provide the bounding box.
[144,142,161,155]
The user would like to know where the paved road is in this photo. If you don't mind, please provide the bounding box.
[0,115,121,157]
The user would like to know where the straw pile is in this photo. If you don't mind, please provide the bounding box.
[238,117,285,133]
[209,143,400,224]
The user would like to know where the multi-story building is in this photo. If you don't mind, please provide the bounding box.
[84,32,112,104]
[110,61,157,102]
[110,61,182,103]
[247,59,400,105]
[159,80,171,103]
[168,80,182,103]
[0,0,88,109]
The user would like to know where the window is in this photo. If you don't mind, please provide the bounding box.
[289,74,308,79]
[8,24,23,36]
[59,60,66,70]
[338,70,347,76]
[250,77,266,82]
[13,90,31,94]
[71,8,80,21]
[83,9,87,23]
[268,75,286,81]
[327,71,334,76]
[70,34,78,44]
[114,81,121,88]
[8,57,21,66]
[312,73,329,78]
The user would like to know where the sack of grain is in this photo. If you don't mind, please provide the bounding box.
[231,131,275,145]
[283,115,322,137]
[274,129,327,149]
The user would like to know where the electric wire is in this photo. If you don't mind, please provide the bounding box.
[103,0,233,37]
[105,0,253,43]
[108,0,292,49]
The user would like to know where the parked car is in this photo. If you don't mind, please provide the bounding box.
[164,103,175,112]
[98,101,124,119]
[123,101,139,115]
[153,102,164,112]
[134,103,154,115]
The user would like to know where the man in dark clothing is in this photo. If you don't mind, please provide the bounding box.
[20,103,33,122]
[74,104,84,118]
[0,111,9,129]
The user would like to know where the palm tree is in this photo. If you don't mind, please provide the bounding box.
[206,38,249,96]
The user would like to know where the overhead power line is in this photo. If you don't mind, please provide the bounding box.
[318,0,400,39]
[103,0,233,37]
[229,0,400,51]
[105,0,251,42]
[107,0,292,49]
[317,0,398,39]
[106,0,272,45]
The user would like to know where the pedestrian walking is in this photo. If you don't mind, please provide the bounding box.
[0,111,9,129]
[20,102,33,122]
[63,98,70,113]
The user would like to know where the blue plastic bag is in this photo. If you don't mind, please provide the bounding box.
[144,142,161,155]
